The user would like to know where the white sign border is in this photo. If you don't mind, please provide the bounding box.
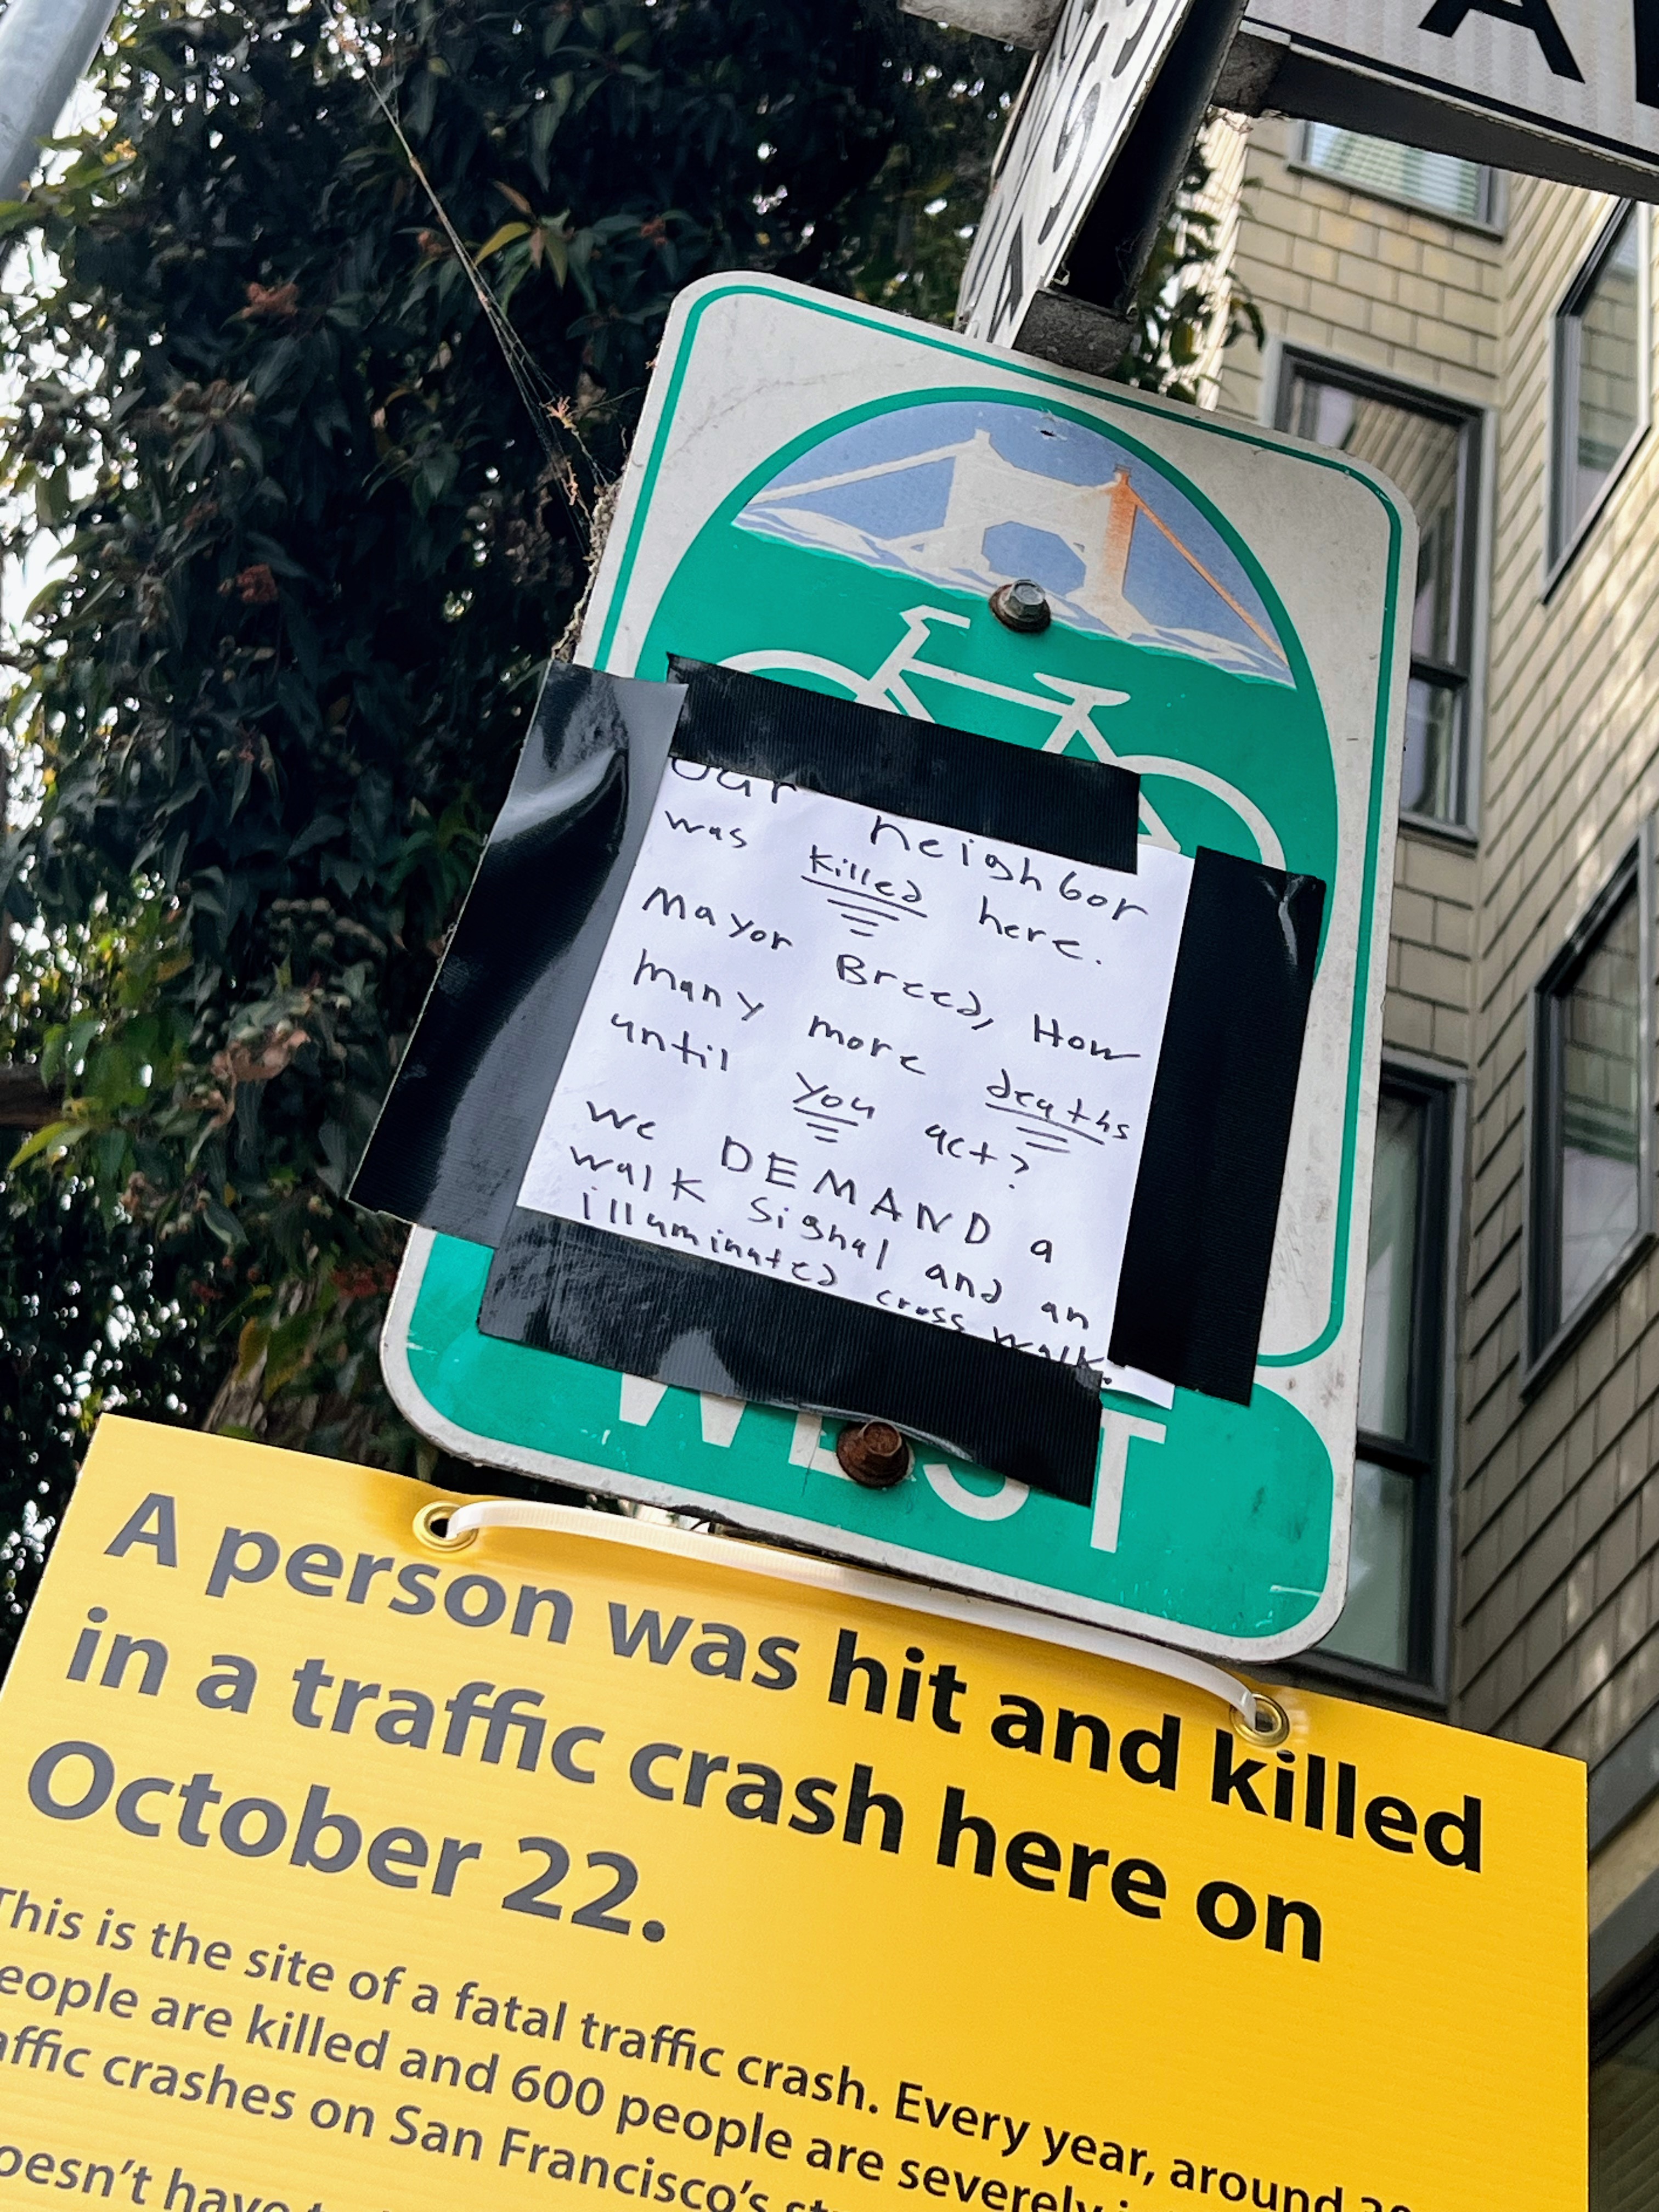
[381,275,1415,1664]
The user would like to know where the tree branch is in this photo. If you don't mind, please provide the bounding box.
[0,1065,58,1129]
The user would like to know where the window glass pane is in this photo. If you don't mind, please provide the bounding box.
[1287,375,1463,667]
[1592,2006,1659,2211]
[1288,377,1357,451]
[1402,676,1463,820]
[1303,125,1489,224]
[1558,889,1643,1318]
[1359,1092,1425,1440]
[1564,211,1644,547]
[1319,1459,1416,1671]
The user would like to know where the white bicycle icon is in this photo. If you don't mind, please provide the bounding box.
[726,602,1283,867]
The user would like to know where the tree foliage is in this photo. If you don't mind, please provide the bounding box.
[0,0,1256,1664]
[0,0,1026,1656]
[0,1163,219,1628]
[1118,133,1265,404]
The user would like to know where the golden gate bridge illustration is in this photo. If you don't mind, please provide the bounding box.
[746,425,1288,674]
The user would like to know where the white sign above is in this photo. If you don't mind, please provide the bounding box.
[1237,0,1659,195]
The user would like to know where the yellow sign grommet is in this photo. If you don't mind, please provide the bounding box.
[413,1499,475,1552]
[1233,1692,1291,1749]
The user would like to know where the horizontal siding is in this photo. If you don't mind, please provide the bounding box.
[1220,126,1659,1790]
[1215,119,1488,1086]
[1217,115,1505,425]
[1454,174,1659,1771]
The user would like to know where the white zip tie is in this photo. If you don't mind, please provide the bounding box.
[431,1495,1265,1730]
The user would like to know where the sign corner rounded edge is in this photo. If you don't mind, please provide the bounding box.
[665,268,849,336]
[379,1227,484,1471]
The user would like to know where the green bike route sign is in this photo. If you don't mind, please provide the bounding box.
[381,275,1413,1662]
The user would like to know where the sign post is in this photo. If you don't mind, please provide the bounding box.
[370,273,1413,1666]
[0,1420,1590,2210]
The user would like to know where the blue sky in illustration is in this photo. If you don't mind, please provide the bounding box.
[740,401,1289,679]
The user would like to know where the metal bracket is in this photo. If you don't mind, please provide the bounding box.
[1012,289,1135,378]
[1211,25,1289,114]
[898,0,1062,49]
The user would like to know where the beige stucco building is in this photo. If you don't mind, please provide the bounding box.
[1199,106,1659,2201]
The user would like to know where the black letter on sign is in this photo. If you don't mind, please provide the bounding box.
[1418,0,1583,82]
[1638,0,1659,109]
[29,1740,115,1821]
[105,1492,179,1567]
[988,221,1024,346]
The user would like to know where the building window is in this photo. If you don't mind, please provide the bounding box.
[1528,834,1655,1373]
[1319,1074,1451,1679]
[1280,360,1482,829]
[1592,1975,1659,2209]
[1295,123,1499,228]
[1551,203,1650,575]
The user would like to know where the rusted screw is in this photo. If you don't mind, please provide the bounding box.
[989,578,1051,633]
[836,1420,912,1489]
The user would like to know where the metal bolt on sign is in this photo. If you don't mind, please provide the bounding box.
[836,1420,914,1489]
[989,578,1053,633]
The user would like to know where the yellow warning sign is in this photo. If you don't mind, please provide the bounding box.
[0,1419,1583,2212]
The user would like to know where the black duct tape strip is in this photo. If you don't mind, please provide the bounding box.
[667,657,1139,873]
[1108,847,1327,1406]
[351,653,1139,1505]
[478,1210,1104,1504]
[349,661,686,1245]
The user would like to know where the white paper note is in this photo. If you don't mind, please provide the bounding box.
[518,763,1192,1390]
